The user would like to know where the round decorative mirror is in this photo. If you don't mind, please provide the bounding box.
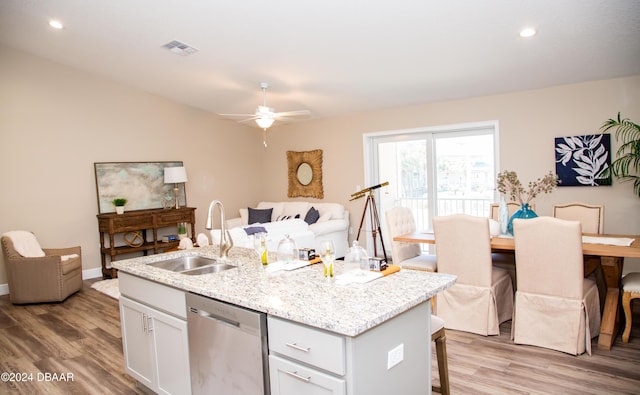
[296,162,313,186]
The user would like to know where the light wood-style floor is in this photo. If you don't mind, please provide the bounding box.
[1,280,639,394]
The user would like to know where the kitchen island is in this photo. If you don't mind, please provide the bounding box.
[113,245,456,395]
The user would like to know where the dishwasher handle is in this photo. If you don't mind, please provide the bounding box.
[190,306,241,328]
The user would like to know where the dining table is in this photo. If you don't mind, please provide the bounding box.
[393,231,640,351]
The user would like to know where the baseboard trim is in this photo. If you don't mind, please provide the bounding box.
[0,267,105,296]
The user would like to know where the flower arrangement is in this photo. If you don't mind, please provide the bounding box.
[496,170,558,204]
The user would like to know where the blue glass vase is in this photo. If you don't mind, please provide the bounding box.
[507,203,538,235]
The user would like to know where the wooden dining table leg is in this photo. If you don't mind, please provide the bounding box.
[597,256,624,350]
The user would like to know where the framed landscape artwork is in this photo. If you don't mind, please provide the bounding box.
[94,161,186,213]
[554,134,612,187]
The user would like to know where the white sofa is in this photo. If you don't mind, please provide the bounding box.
[224,201,350,258]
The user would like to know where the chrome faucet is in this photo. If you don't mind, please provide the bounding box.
[205,200,233,259]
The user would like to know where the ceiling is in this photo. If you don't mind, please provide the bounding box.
[1,0,639,125]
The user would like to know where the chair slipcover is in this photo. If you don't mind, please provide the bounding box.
[1,232,82,304]
[385,207,437,272]
[433,214,514,336]
[553,201,606,308]
[512,217,601,355]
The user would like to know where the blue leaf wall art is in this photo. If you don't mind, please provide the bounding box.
[554,134,612,187]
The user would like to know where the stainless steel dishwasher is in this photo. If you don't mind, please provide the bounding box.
[186,292,270,395]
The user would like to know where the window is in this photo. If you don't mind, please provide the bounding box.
[363,121,498,254]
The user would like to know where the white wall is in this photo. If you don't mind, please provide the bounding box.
[262,75,640,272]
[0,44,266,285]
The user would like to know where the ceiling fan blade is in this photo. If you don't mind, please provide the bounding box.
[219,113,257,118]
[273,110,311,118]
[238,116,260,123]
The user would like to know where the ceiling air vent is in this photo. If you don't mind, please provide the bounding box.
[162,40,198,56]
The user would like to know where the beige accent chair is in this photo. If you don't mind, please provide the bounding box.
[1,231,82,304]
[622,272,640,343]
[432,214,514,336]
[431,315,450,395]
[512,217,601,355]
[385,207,437,272]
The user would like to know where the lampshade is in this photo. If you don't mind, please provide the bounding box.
[164,166,188,184]
[255,117,274,129]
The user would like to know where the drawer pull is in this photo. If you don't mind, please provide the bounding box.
[285,342,311,352]
[284,370,311,383]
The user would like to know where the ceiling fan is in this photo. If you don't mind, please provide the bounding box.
[220,82,311,147]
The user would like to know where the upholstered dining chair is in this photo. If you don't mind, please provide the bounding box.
[431,315,450,395]
[1,231,83,304]
[385,207,437,272]
[553,201,606,308]
[622,272,640,343]
[488,202,536,288]
[512,217,601,355]
[552,202,604,234]
[432,214,514,336]
[489,201,525,222]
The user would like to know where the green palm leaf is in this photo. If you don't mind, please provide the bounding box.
[599,112,640,198]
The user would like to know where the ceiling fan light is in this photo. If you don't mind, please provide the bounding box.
[256,117,274,129]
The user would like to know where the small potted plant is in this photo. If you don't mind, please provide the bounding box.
[177,222,188,239]
[112,198,128,214]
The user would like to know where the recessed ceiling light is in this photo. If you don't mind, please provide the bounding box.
[49,20,64,30]
[519,28,536,38]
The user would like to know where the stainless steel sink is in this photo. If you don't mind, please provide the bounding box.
[181,263,237,275]
[147,256,236,275]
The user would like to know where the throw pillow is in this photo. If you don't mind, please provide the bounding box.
[248,207,273,224]
[244,226,268,235]
[304,206,320,225]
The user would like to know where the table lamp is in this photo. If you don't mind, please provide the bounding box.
[164,166,188,209]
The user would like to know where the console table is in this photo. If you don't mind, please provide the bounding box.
[97,207,196,278]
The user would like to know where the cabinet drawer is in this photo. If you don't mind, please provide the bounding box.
[112,215,154,230]
[269,355,345,395]
[118,272,186,319]
[156,211,192,226]
[268,316,345,376]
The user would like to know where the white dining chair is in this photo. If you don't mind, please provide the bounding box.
[432,214,514,336]
[553,201,606,309]
[553,202,604,234]
[622,272,640,343]
[512,216,601,355]
[385,207,437,272]
[489,202,536,289]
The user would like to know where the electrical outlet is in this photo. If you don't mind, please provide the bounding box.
[387,343,404,370]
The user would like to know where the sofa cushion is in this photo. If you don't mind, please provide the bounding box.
[315,203,345,220]
[248,207,273,224]
[282,202,310,218]
[304,206,320,225]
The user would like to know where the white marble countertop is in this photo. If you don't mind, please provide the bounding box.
[112,245,456,337]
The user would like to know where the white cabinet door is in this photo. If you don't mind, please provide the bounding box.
[269,355,346,395]
[152,307,191,395]
[120,296,190,395]
[120,297,155,390]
